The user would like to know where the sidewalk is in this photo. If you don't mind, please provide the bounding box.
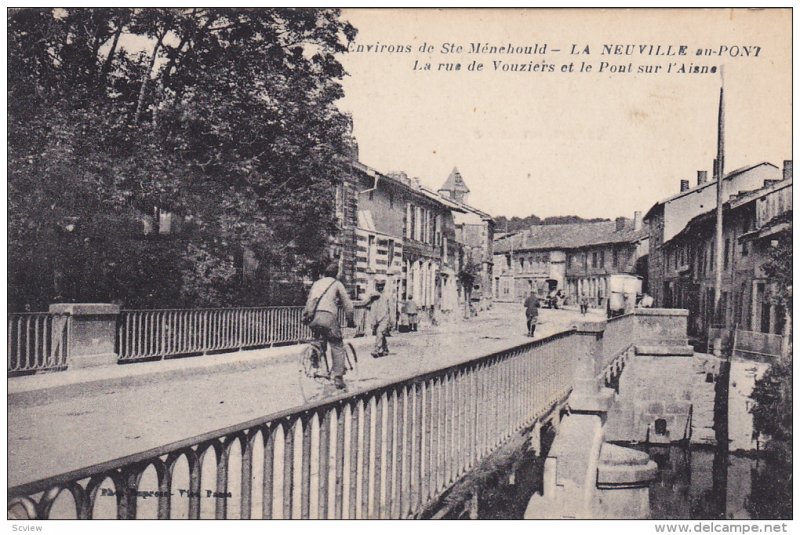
[8,305,591,488]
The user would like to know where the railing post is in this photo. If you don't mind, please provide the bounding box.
[569,321,614,416]
[48,304,121,369]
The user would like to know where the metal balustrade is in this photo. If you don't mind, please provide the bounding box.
[118,306,369,362]
[8,330,579,520]
[7,313,70,375]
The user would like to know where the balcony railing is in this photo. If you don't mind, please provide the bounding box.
[7,313,70,375]
[7,330,579,519]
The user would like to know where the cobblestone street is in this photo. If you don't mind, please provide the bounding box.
[8,303,604,488]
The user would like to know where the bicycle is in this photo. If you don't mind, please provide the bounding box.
[298,338,359,401]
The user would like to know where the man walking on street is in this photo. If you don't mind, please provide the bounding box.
[304,263,354,389]
[523,289,539,337]
[403,295,419,332]
[580,293,589,315]
[368,280,392,358]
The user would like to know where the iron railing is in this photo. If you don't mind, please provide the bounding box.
[117,306,369,362]
[8,330,579,519]
[7,313,70,375]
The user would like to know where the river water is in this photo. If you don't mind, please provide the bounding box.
[634,445,764,520]
[477,443,768,519]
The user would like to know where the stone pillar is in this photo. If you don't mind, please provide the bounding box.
[49,303,120,369]
[569,321,615,415]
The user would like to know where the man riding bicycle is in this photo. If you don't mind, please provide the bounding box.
[303,262,354,389]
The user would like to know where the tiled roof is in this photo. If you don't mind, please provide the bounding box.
[352,161,466,213]
[662,177,792,249]
[440,167,470,193]
[494,220,647,253]
[643,162,778,221]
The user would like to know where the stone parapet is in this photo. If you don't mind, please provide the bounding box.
[48,303,120,369]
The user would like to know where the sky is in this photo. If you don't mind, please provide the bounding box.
[336,8,792,220]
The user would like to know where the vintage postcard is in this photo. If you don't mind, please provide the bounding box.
[6,7,792,529]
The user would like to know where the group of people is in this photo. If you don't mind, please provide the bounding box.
[364,279,422,359]
[302,263,423,389]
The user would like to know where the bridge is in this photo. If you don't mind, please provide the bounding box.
[7,304,708,519]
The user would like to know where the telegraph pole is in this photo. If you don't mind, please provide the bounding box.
[713,86,725,327]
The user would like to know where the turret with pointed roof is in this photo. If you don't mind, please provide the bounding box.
[438,167,470,204]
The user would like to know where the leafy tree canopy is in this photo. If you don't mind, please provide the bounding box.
[8,8,357,309]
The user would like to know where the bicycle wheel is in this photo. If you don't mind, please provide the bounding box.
[298,343,328,402]
[343,342,360,382]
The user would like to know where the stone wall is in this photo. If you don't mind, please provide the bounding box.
[604,309,721,445]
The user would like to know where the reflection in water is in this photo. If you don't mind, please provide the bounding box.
[636,444,763,520]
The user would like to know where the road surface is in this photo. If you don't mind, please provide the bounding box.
[8,303,605,488]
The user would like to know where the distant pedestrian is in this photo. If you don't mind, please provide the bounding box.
[368,280,392,358]
[580,293,589,315]
[523,290,539,337]
[403,295,419,332]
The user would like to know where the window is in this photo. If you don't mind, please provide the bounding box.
[367,235,375,266]
[592,252,598,268]
[724,238,730,270]
[613,249,619,268]
[406,203,414,239]
[387,240,395,268]
[599,251,605,268]
[389,192,394,208]
[369,190,374,201]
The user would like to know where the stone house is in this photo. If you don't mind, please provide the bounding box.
[660,172,792,337]
[437,168,495,309]
[643,162,784,308]
[493,215,647,306]
[351,162,466,319]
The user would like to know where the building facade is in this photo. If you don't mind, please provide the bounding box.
[493,215,647,306]
[438,168,495,308]
[644,162,784,308]
[660,174,792,337]
[351,163,465,319]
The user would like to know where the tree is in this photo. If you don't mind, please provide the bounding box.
[8,8,357,309]
[747,359,792,519]
[458,248,481,318]
[747,214,792,519]
[494,214,610,234]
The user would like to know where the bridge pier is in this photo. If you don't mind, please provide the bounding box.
[524,320,658,519]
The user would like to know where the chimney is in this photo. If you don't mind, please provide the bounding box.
[697,170,708,185]
[633,211,642,231]
[615,217,626,231]
[783,160,792,181]
[680,180,690,192]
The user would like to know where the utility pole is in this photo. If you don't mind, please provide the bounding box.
[713,86,725,328]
